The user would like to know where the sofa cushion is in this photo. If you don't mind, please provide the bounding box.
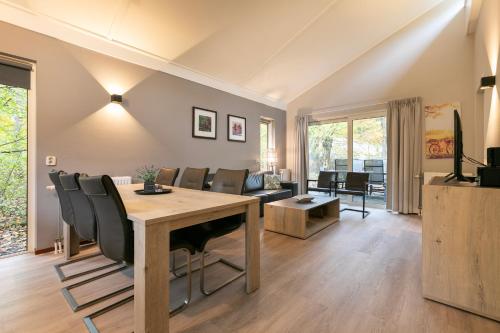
[245,173,264,192]
[245,190,269,201]
[265,189,292,202]
[264,174,281,190]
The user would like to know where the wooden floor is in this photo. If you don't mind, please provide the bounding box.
[1,208,499,333]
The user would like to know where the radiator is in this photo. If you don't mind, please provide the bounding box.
[111,176,132,185]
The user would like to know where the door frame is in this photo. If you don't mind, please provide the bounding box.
[27,63,37,253]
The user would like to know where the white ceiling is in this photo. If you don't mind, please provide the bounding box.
[0,0,450,109]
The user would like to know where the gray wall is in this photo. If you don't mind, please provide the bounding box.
[1,21,286,250]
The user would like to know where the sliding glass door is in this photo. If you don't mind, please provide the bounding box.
[308,121,348,180]
[352,116,387,206]
[308,112,387,207]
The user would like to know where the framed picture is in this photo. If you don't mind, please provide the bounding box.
[227,115,246,142]
[192,107,217,140]
[424,102,460,159]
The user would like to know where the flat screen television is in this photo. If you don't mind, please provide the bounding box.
[444,110,474,182]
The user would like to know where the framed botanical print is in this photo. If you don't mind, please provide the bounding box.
[227,115,246,142]
[192,107,217,140]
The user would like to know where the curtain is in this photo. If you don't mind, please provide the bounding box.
[294,115,309,194]
[387,97,422,214]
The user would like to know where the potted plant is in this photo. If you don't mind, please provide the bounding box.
[137,165,158,193]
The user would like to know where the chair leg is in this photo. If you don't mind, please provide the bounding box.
[61,264,133,312]
[83,249,193,332]
[83,295,134,333]
[171,251,209,278]
[54,252,121,282]
[200,249,245,296]
[363,193,366,219]
[169,249,192,317]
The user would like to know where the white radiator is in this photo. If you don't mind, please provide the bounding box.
[111,176,132,185]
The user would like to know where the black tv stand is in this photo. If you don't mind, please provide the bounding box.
[444,173,476,183]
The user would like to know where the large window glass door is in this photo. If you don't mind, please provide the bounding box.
[0,84,28,257]
[308,121,348,180]
[308,112,387,207]
[260,118,274,171]
[352,116,387,206]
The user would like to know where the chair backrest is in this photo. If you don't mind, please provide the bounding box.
[60,173,96,241]
[155,167,180,186]
[334,159,348,170]
[48,170,75,226]
[317,171,337,188]
[79,175,133,264]
[210,169,249,195]
[363,160,385,183]
[334,159,348,182]
[345,172,370,192]
[179,167,209,190]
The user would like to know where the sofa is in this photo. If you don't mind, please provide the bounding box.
[243,172,298,216]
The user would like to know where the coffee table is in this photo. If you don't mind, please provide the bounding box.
[264,196,339,239]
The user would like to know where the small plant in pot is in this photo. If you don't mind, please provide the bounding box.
[137,165,158,193]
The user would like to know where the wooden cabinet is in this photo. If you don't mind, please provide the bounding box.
[422,177,500,321]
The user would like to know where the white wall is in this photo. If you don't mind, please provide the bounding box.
[473,0,500,159]
[286,0,477,177]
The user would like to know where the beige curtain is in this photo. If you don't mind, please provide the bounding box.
[294,115,309,194]
[387,97,422,214]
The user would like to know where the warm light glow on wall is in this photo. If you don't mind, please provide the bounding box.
[485,23,499,74]
[104,83,126,95]
[485,88,500,146]
[105,102,126,116]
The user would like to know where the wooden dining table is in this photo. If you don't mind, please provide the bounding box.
[68,183,261,333]
[123,184,261,332]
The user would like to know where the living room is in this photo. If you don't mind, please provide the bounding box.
[0,0,498,332]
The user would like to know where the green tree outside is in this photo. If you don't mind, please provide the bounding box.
[308,117,386,178]
[0,84,28,253]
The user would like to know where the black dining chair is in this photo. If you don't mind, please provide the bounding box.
[179,167,209,190]
[156,167,180,186]
[363,159,386,196]
[183,168,249,296]
[59,173,132,312]
[77,175,195,330]
[307,171,338,196]
[335,172,370,218]
[334,159,348,187]
[50,170,118,282]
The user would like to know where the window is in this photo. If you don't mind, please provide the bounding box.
[308,120,348,180]
[308,111,387,207]
[260,118,274,171]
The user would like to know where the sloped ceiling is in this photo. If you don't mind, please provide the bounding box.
[0,0,450,109]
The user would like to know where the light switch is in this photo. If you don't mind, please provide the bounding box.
[46,156,57,166]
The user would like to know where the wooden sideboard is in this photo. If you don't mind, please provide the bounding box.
[422,177,500,321]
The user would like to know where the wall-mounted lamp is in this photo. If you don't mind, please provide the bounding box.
[479,76,496,90]
[110,94,123,104]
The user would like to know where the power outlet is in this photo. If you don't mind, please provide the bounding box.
[46,156,57,166]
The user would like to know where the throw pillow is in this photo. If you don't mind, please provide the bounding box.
[264,174,281,190]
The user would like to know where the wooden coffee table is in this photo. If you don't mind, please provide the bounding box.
[264,196,339,239]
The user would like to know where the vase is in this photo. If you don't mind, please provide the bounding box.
[143,181,155,193]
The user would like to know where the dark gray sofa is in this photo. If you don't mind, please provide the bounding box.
[243,173,298,216]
